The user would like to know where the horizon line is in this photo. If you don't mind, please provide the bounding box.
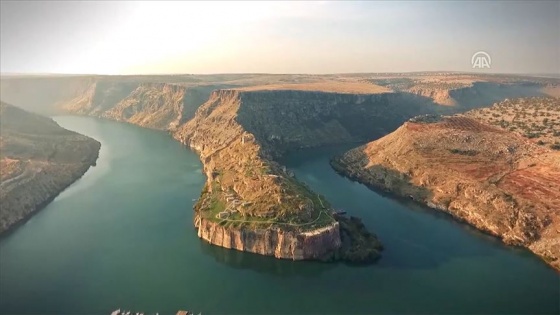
[1,71,559,78]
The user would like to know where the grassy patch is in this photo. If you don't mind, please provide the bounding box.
[449,148,479,156]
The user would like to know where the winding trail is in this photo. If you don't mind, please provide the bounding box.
[214,193,335,227]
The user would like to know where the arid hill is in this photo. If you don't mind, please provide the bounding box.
[333,98,560,270]
[0,103,100,234]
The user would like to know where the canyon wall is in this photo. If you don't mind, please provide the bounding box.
[61,81,220,130]
[235,90,442,156]
[0,76,221,130]
[449,82,547,109]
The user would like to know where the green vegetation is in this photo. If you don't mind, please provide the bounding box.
[449,148,479,156]
[281,176,335,228]
[337,216,383,264]
[466,97,560,144]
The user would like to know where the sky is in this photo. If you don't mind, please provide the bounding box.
[1,1,559,75]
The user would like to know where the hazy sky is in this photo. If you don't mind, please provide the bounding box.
[1,1,559,75]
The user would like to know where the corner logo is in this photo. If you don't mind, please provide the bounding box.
[471,51,491,69]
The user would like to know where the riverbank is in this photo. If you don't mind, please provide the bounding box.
[330,114,560,271]
[0,103,101,234]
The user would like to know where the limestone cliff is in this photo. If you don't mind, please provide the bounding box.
[195,214,342,260]
[333,113,560,270]
[404,82,547,107]
[0,76,219,130]
[0,102,100,234]
[406,86,457,106]
[234,90,443,157]
[61,81,218,130]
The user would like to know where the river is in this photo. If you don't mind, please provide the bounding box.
[0,116,558,314]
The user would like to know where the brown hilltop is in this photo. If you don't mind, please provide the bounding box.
[333,99,560,270]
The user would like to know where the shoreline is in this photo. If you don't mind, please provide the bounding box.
[330,156,560,273]
[0,147,100,237]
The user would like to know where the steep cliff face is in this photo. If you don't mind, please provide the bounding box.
[0,76,219,131]
[449,82,547,109]
[333,114,560,270]
[195,214,342,260]
[406,86,457,106]
[0,103,100,234]
[62,80,139,116]
[99,83,185,129]
[235,90,444,156]
[404,82,548,107]
[62,82,218,130]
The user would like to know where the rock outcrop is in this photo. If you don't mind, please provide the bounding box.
[234,90,442,156]
[61,81,219,130]
[333,105,560,270]
[195,215,342,260]
[0,102,100,234]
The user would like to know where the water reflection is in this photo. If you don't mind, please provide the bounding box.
[198,239,336,277]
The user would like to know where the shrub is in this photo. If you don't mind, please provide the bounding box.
[449,149,478,156]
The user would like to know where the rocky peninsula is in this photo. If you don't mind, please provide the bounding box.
[173,89,385,262]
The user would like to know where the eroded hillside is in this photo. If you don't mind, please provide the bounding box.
[333,99,560,270]
[61,81,221,130]
[0,103,100,234]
